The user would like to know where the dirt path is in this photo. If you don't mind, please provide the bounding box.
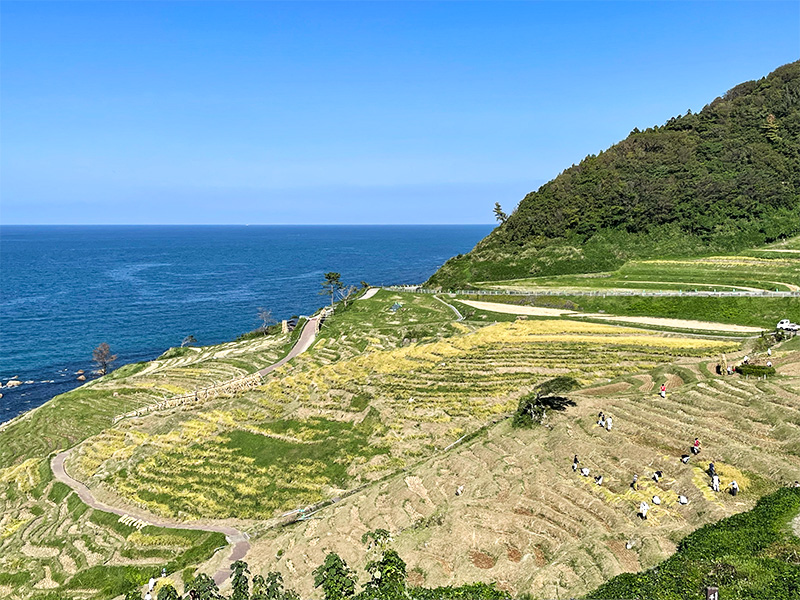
[579,314,764,333]
[768,281,800,292]
[52,450,249,585]
[623,280,767,292]
[457,300,764,333]
[458,300,574,317]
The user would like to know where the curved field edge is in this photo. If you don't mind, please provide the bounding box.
[0,455,226,599]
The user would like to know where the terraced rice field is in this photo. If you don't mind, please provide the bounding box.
[241,344,800,599]
[0,334,290,469]
[70,319,736,522]
[0,459,224,599]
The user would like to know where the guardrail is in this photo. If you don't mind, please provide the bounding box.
[382,286,799,298]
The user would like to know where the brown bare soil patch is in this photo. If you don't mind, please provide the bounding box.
[513,506,534,516]
[506,546,522,563]
[469,550,496,569]
[407,569,425,586]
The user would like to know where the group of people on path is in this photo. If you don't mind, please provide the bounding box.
[597,411,613,431]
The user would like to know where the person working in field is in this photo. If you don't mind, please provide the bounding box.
[660,383,666,398]
[691,437,701,455]
[572,455,579,472]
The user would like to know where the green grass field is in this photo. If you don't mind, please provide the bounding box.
[485,251,800,293]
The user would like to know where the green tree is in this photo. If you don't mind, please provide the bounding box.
[230,560,250,600]
[252,572,300,600]
[156,584,179,600]
[363,549,408,599]
[321,272,344,306]
[313,552,356,600]
[124,589,141,600]
[184,572,223,600]
[493,202,508,224]
[361,528,392,552]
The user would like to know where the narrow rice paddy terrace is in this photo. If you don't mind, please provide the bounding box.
[0,333,290,470]
[242,341,800,599]
[482,239,800,293]
[0,460,224,599]
[68,315,734,526]
[2,288,798,598]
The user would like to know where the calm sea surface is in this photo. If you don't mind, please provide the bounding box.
[0,225,492,423]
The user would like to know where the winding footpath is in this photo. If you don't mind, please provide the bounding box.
[51,315,322,586]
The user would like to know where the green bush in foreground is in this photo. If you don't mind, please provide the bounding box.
[735,364,777,377]
[588,486,800,599]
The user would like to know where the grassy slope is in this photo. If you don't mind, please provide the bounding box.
[0,333,290,470]
[484,250,800,292]
[0,333,290,599]
[0,459,225,600]
[457,293,800,330]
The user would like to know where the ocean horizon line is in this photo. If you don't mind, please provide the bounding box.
[1,223,496,227]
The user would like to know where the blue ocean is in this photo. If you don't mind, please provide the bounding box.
[0,225,492,423]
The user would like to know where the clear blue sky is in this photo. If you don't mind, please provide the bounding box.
[1,1,798,225]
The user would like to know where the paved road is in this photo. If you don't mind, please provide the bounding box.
[50,315,323,585]
[258,315,320,376]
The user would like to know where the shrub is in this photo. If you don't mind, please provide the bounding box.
[735,364,776,377]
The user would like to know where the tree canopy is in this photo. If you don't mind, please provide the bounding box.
[429,61,800,288]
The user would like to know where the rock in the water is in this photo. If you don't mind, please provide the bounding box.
[76,370,85,375]
[24,380,34,384]
[5,380,22,388]
[76,375,86,381]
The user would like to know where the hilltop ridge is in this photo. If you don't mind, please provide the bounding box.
[429,61,800,288]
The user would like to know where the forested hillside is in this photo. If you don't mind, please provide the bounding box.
[429,61,800,288]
